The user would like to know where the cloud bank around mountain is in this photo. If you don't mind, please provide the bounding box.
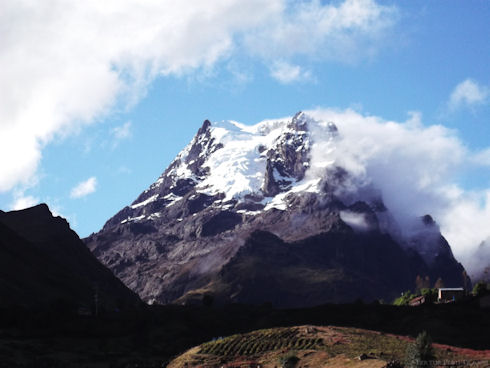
[0,0,397,195]
[308,108,490,277]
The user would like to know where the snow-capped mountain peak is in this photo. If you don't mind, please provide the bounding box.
[124,112,340,223]
[86,112,467,306]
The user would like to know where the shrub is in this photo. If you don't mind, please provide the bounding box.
[279,352,299,368]
[405,331,435,368]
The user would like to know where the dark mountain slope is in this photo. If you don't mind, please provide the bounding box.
[174,223,465,307]
[0,204,140,309]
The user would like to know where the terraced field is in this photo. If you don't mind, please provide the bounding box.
[168,325,490,368]
[199,327,324,357]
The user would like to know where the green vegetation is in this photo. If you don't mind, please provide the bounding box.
[405,331,435,368]
[393,288,438,305]
[393,291,416,306]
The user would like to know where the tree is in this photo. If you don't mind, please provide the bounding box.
[415,276,424,293]
[472,282,487,297]
[434,277,444,289]
[415,275,430,292]
[462,270,470,292]
[405,331,435,368]
[483,266,490,283]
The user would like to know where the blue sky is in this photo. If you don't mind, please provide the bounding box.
[1,0,489,250]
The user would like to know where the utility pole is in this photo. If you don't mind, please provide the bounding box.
[94,283,99,317]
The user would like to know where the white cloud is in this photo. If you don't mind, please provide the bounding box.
[0,0,282,193]
[70,177,97,199]
[307,108,490,276]
[440,190,490,276]
[448,79,489,111]
[0,0,398,194]
[10,193,40,211]
[245,0,397,63]
[270,61,312,84]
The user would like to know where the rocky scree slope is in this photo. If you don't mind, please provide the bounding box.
[85,112,466,307]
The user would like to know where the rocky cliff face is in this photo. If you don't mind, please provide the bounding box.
[85,112,467,306]
[0,204,140,309]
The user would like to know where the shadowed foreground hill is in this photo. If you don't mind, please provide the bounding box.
[0,204,140,310]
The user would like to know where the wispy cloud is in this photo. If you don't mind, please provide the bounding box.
[112,121,132,141]
[70,177,97,199]
[270,61,312,84]
[448,79,489,112]
[111,121,132,148]
[117,166,132,175]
